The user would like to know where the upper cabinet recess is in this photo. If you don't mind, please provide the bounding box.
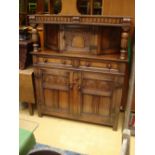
[27,0,132,60]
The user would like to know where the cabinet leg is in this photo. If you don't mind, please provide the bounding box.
[38,111,42,117]
[28,103,33,115]
[113,114,119,131]
[37,105,42,117]
[113,123,117,131]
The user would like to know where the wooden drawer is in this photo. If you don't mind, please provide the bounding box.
[35,56,126,73]
[80,60,126,73]
[37,57,72,67]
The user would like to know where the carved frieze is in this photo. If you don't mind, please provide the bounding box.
[43,75,68,86]
[29,15,131,27]
[82,79,113,92]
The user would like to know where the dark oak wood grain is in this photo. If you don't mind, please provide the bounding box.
[29,1,132,130]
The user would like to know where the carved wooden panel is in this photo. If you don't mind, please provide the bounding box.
[80,71,123,125]
[63,25,91,52]
[80,72,114,117]
[82,79,113,92]
[39,68,71,113]
[43,88,70,112]
[82,95,111,116]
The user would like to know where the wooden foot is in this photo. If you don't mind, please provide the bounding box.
[37,105,42,117]
[38,111,42,117]
[113,115,119,131]
[113,125,117,131]
[28,103,33,115]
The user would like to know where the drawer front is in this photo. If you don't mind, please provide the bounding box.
[35,56,126,73]
[37,57,72,67]
[80,60,126,73]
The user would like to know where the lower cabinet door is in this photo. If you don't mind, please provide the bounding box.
[37,68,73,116]
[35,68,123,130]
[80,71,123,129]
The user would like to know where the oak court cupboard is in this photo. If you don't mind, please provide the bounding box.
[29,0,133,130]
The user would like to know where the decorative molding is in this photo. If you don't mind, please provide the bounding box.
[29,15,131,27]
[83,79,112,91]
[43,75,68,86]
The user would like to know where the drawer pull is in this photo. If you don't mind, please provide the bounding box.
[69,83,73,89]
[43,58,48,63]
[107,64,112,69]
[86,62,91,67]
[78,85,81,91]
[62,60,66,64]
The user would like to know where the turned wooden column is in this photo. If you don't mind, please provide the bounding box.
[59,0,80,15]
[120,18,130,60]
[32,28,39,52]
[120,27,130,60]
